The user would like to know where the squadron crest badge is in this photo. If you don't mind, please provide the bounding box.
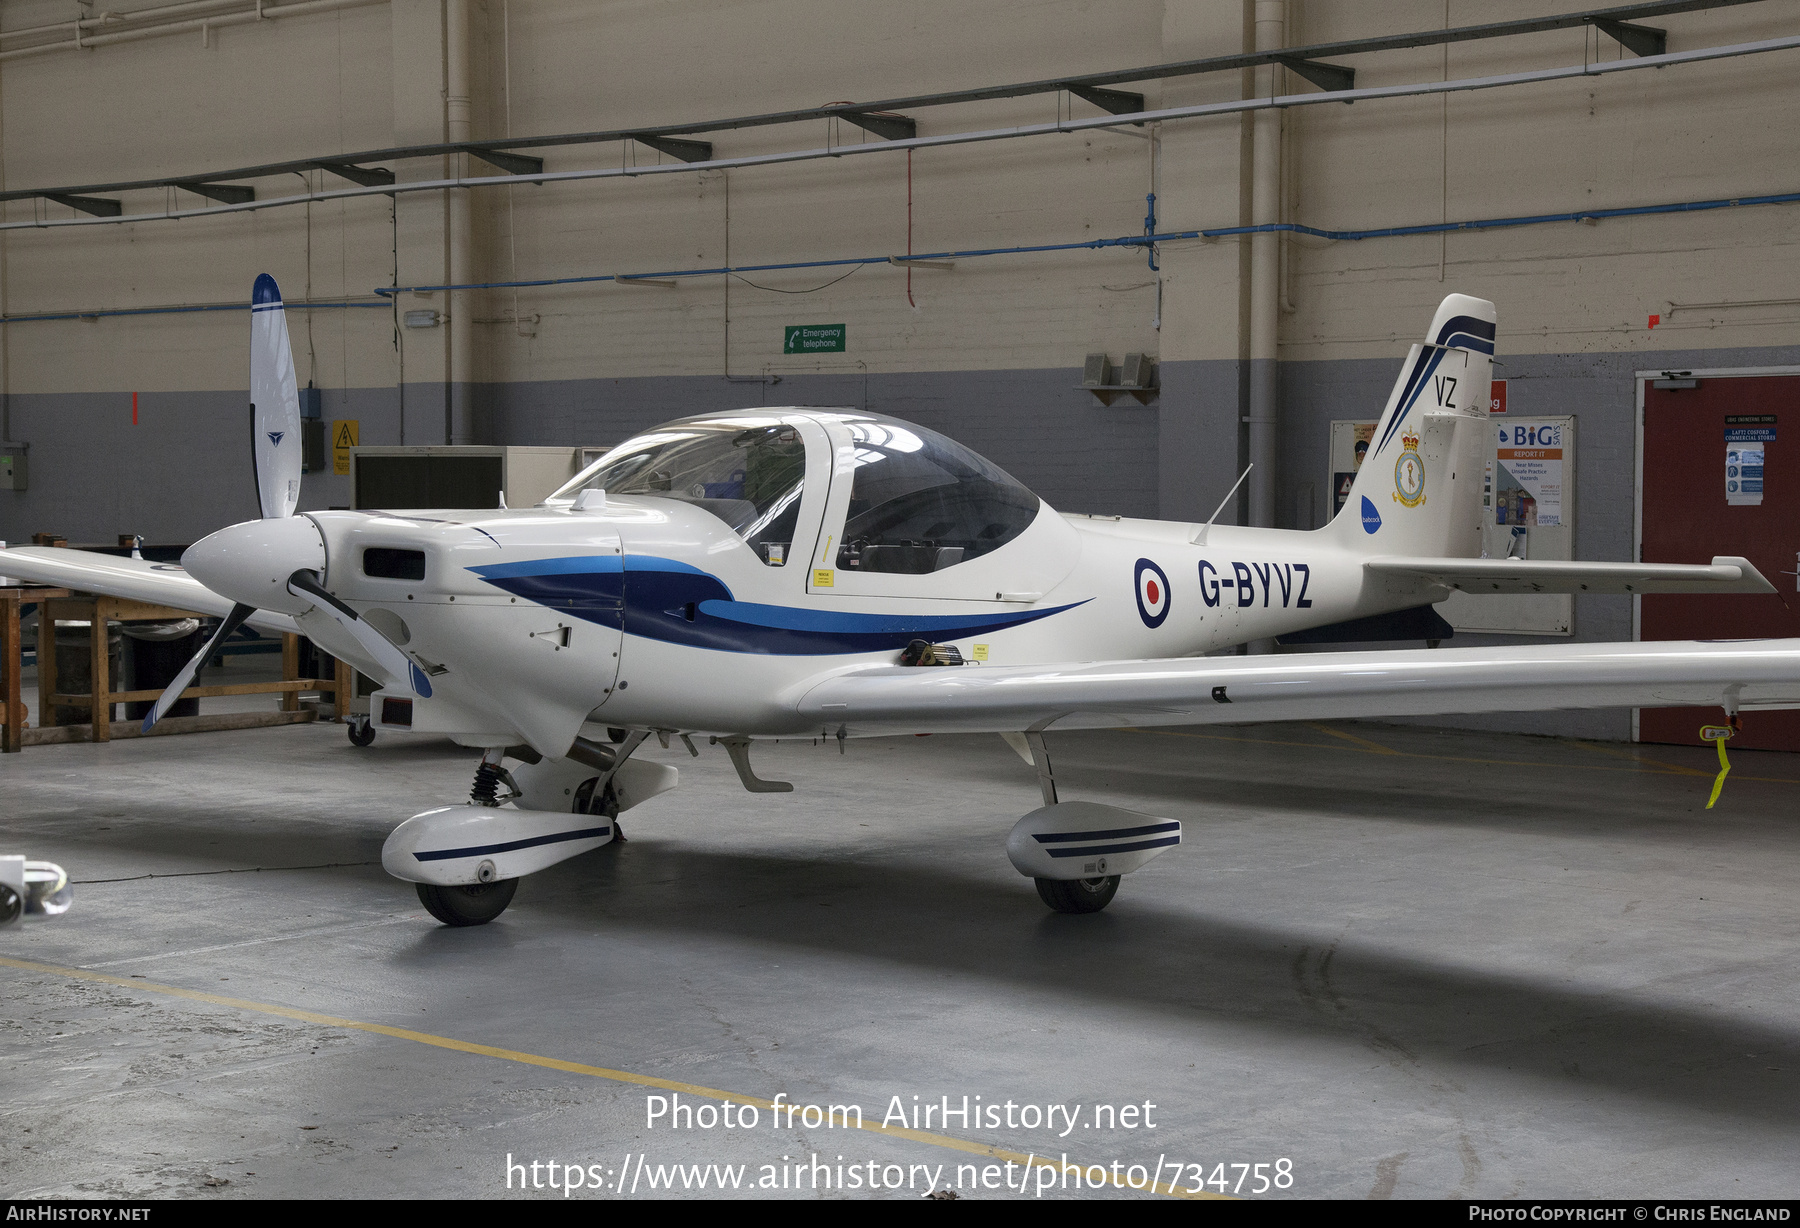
[1393,428,1426,508]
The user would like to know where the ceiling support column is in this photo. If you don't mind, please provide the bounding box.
[445,0,475,445]
[1246,0,1284,534]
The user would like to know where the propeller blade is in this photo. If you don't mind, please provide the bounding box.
[141,602,257,733]
[249,274,302,520]
[285,569,433,698]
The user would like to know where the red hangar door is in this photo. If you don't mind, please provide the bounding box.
[1639,371,1800,750]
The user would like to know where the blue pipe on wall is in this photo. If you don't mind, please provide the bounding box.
[6,187,1796,320]
[370,186,1800,297]
[1,300,389,325]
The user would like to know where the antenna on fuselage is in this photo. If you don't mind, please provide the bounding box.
[1192,463,1253,546]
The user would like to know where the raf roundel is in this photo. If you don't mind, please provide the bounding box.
[1133,558,1171,628]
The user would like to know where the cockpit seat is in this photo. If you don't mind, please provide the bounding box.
[859,544,933,574]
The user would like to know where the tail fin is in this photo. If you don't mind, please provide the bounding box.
[1330,293,1493,558]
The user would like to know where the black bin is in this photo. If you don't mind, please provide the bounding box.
[121,619,205,722]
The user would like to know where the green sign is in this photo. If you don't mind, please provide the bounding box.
[784,323,846,354]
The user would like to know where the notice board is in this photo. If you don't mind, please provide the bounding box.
[1441,416,1577,636]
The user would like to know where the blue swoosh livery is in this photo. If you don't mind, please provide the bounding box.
[467,555,1085,655]
[1433,313,1496,355]
[1375,313,1496,456]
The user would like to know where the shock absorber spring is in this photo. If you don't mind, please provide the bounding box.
[470,761,503,806]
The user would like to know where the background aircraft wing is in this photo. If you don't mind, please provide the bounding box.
[1365,554,1775,594]
[1,547,300,635]
[796,639,1800,737]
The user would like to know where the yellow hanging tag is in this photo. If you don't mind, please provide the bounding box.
[1699,724,1735,809]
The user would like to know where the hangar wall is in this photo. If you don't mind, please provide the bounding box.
[1,0,1797,740]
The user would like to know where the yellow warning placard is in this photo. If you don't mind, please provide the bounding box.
[332,419,359,475]
[813,569,834,588]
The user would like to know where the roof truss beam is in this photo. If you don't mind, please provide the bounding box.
[0,0,1759,206]
[632,134,714,163]
[175,181,254,205]
[44,192,120,217]
[1273,56,1356,93]
[839,111,917,140]
[1593,16,1669,55]
[1066,84,1146,116]
[309,161,395,188]
[469,149,544,176]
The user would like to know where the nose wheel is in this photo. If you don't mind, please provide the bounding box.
[1035,875,1120,914]
[348,716,375,746]
[416,879,517,926]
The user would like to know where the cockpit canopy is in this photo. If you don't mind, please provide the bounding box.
[548,410,1042,573]
[832,416,1040,574]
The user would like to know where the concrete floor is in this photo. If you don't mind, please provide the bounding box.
[2,675,1798,1200]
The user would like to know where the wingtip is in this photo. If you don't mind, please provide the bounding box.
[1712,555,1779,593]
[252,273,282,307]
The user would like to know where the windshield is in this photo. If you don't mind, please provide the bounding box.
[551,418,805,565]
[834,416,1041,575]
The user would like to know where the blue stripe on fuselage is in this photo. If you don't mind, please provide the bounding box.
[467,554,1085,654]
[467,553,628,617]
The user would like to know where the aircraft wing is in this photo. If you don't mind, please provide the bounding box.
[795,639,1800,737]
[1365,554,1775,594]
[0,547,300,635]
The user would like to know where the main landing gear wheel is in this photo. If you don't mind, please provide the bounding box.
[1035,875,1120,914]
[347,717,376,747]
[416,879,517,926]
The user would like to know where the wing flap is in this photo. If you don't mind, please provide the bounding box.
[0,547,299,635]
[797,639,1800,737]
[1366,554,1775,595]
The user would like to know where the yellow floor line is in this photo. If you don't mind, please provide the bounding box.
[1119,727,1800,785]
[0,955,1220,1200]
[1572,739,1711,777]
[1307,723,1401,755]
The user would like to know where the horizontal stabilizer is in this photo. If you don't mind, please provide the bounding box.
[1365,555,1775,595]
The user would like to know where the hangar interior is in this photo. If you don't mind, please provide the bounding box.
[3,0,1799,1203]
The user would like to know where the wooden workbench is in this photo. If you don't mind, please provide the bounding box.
[29,594,350,747]
[1,584,70,752]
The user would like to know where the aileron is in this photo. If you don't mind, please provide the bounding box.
[1365,554,1774,595]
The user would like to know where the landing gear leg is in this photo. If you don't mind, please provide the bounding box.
[348,715,375,747]
[1025,731,1057,806]
[411,751,524,927]
[1022,731,1122,914]
[572,767,625,841]
[571,730,651,840]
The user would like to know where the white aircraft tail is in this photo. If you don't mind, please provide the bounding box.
[1329,294,1494,559]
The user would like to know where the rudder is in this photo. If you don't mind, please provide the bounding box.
[1330,293,1493,559]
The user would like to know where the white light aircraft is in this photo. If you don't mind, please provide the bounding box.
[7,278,1795,926]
